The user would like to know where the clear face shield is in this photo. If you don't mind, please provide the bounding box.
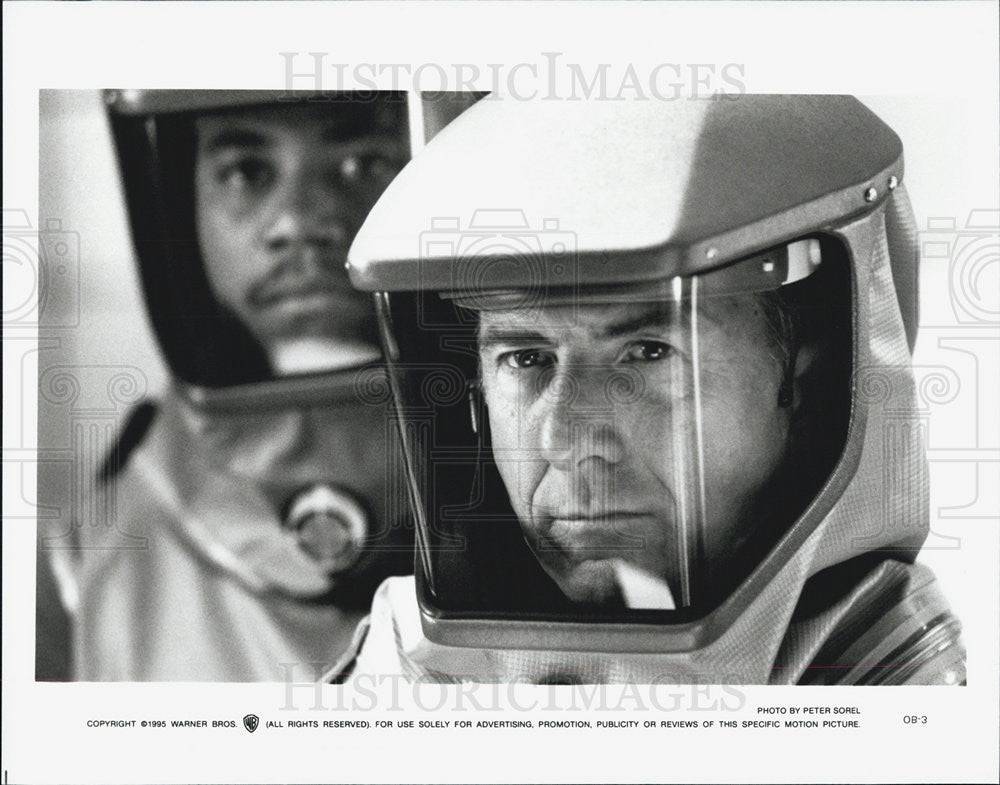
[380,236,849,620]
[472,279,709,611]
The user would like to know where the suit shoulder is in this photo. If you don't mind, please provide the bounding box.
[796,559,965,686]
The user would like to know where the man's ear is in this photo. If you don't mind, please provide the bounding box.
[467,378,483,435]
[786,340,822,413]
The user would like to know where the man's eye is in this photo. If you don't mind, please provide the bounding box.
[216,158,274,191]
[622,341,673,362]
[501,349,554,369]
[338,153,404,185]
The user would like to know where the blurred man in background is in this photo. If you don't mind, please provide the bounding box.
[39,91,421,680]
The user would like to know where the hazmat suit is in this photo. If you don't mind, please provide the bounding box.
[330,95,965,685]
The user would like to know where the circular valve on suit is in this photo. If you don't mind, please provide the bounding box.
[282,484,369,575]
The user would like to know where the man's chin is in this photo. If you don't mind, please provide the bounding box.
[264,293,373,331]
[549,559,623,606]
[250,301,378,349]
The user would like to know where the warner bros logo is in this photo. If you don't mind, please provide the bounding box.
[243,714,260,733]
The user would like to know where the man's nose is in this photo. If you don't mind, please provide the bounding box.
[263,169,351,250]
[537,368,624,469]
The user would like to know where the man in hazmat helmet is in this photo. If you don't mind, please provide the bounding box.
[333,94,965,685]
[43,90,444,681]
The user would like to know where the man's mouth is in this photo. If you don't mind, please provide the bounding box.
[546,509,652,527]
[538,512,652,557]
[524,495,679,604]
[253,273,356,308]
[247,246,363,308]
[549,510,649,522]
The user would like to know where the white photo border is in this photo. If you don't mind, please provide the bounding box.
[4,2,998,784]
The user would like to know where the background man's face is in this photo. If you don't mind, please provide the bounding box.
[194,102,405,362]
[478,295,791,606]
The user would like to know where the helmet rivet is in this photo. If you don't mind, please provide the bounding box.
[888,175,899,191]
[705,247,718,260]
[864,187,878,203]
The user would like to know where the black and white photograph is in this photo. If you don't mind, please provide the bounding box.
[4,2,999,783]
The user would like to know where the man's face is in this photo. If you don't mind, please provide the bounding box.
[194,102,405,362]
[478,295,791,606]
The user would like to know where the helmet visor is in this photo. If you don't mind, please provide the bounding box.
[383,237,847,618]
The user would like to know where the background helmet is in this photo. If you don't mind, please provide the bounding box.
[105,89,483,400]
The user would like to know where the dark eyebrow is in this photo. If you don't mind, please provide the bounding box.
[477,302,709,350]
[200,128,269,155]
[598,306,672,338]
[599,301,721,337]
[321,125,374,144]
[477,326,552,351]
[319,130,407,158]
